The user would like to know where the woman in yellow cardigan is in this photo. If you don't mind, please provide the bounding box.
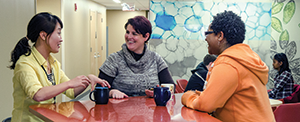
[9,12,110,122]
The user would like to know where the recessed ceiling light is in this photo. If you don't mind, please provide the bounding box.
[113,0,121,3]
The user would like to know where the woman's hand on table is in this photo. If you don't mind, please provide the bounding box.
[109,98,129,104]
[145,85,159,98]
[110,89,128,99]
[87,74,110,91]
[145,89,154,98]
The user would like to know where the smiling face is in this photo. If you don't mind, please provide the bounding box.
[205,25,221,55]
[125,24,149,54]
[46,22,62,53]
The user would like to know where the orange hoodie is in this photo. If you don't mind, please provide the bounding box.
[181,44,275,122]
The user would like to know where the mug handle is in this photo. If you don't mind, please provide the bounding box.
[164,90,171,103]
[89,90,96,102]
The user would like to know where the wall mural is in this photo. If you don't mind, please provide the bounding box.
[268,0,300,88]
[149,1,272,40]
[148,0,300,89]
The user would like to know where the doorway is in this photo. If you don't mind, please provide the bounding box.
[90,10,103,75]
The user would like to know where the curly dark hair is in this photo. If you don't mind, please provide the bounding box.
[210,11,245,45]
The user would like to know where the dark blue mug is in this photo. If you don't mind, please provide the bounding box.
[154,87,171,106]
[89,87,109,104]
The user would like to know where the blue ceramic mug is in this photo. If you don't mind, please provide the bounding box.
[154,87,171,106]
[89,87,109,104]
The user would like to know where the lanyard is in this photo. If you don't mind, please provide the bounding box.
[41,65,56,103]
[41,65,56,85]
[32,52,56,103]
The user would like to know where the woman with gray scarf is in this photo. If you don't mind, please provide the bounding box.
[97,16,174,99]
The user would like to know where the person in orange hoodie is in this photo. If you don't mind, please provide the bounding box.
[181,11,275,122]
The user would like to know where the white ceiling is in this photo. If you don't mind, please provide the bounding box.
[92,0,150,10]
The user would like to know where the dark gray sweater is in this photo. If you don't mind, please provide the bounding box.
[98,44,174,96]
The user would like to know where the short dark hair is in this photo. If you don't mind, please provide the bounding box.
[210,11,245,46]
[124,16,152,43]
[274,53,290,74]
[203,54,217,66]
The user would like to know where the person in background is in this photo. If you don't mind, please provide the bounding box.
[9,12,110,122]
[184,54,217,92]
[181,11,275,121]
[97,16,175,99]
[268,53,294,99]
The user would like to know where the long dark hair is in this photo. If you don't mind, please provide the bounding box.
[9,12,63,70]
[274,53,291,74]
